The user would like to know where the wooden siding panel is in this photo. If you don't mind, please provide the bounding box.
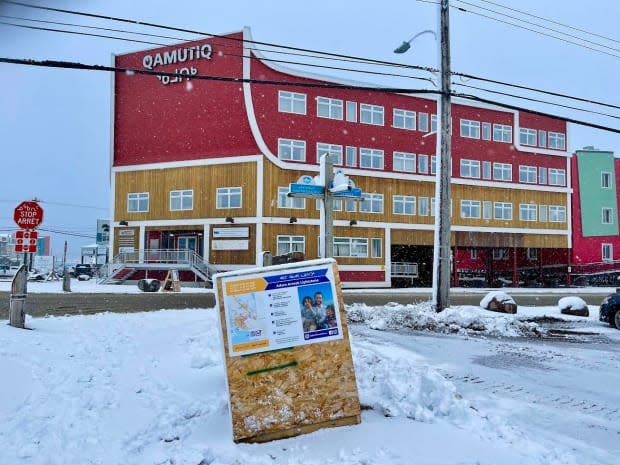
[209,224,256,265]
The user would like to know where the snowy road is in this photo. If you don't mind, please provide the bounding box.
[353,324,620,464]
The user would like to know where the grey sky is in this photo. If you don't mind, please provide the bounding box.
[1,0,618,259]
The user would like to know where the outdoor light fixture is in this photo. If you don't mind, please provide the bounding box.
[349,220,358,226]
[225,217,235,223]
[119,220,128,226]
[289,217,298,224]
[102,224,109,232]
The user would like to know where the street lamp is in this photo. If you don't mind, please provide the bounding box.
[395,0,452,312]
[393,29,437,54]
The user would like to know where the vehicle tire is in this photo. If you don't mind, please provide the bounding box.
[612,310,620,330]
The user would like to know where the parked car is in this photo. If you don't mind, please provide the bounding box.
[73,264,94,278]
[599,291,620,329]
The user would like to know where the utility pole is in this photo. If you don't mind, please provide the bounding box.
[432,0,452,312]
[320,154,335,259]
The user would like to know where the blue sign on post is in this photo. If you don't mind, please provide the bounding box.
[331,187,363,199]
[288,183,325,197]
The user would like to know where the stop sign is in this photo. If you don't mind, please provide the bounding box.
[14,201,44,229]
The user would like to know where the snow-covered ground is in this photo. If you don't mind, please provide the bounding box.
[1,286,619,464]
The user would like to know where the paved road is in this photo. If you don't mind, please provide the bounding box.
[0,289,611,318]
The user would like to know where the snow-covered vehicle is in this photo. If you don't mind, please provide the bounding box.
[599,292,620,329]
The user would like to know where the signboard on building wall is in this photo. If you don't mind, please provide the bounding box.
[211,240,249,250]
[213,227,249,238]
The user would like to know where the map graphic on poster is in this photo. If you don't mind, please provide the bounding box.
[221,263,343,357]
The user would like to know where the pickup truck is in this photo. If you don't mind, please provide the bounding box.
[599,291,620,329]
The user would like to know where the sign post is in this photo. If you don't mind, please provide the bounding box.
[14,200,44,272]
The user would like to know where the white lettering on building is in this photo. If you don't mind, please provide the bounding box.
[142,44,212,86]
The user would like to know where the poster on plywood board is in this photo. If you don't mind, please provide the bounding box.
[213,258,361,443]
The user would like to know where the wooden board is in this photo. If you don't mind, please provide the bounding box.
[214,259,361,443]
[161,269,181,292]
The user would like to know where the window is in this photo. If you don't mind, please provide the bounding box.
[538,130,547,148]
[346,101,357,122]
[419,197,429,216]
[602,207,614,224]
[345,199,357,212]
[519,128,537,146]
[539,167,547,185]
[371,238,382,258]
[278,138,306,161]
[128,192,149,212]
[482,122,491,140]
[493,124,513,143]
[483,201,492,220]
[316,199,342,211]
[602,243,613,262]
[548,168,566,186]
[539,205,548,222]
[346,146,357,167]
[418,112,429,132]
[494,202,513,220]
[216,187,241,209]
[520,204,537,221]
[527,248,539,260]
[460,119,480,139]
[460,159,481,178]
[430,156,437,175]
[493,163,512,181]
[277,235,305,256]
[493,248,509,260]
[602,171,612,189]
[278,91,306,114]
[393,195,416,215]
[360,148,384,169]
[317,143,343,165]
[431,114,437,132]
[548,132,566,150]
[549,206,566,222]
[360,104,384,125]
[519,165,537,183]
[418,154,429,174]
[393,152,416,172]
[168,190,192,213]
[277,187,305,209]
[482,161,492,180]
[430,197,436,216]
[360,193,383,213]
[317,96,343,120]
[334,237,368,257]
[393,109,415,130]
[461,200,481,219]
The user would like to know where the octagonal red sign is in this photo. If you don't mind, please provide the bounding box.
[14,201,44,229]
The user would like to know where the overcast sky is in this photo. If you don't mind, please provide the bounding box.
[1,0,619,259]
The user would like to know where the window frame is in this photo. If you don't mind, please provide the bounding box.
[493,124,513,143]
[360,103,384,126]
[519,165,538,184]
[316,142,343,165]
[278,90,306,115]
[602,243,613,262]
[216,186,242,209]
[519,128,537,146]
[278,138,306,161]
[359,148,384,170]
[359,193,384,214]
[460,199,481,219]
[493,162,512,181]
[393,151,416,173]
[519,203,538,222]
[393,195,416,215]
[494,201,513,220]
[460,159,481,178]
[393,108,416,130]
[460,119,480,139]
[316,96,343,120]
[548,168,566,186]
[276,235,305,256]
[127,192,149,213]
[277,186,305,209]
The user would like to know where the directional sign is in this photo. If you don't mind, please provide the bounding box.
[288,183,325,198]
[14,201,44,229]
[331,187,363,199]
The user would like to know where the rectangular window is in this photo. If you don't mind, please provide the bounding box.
[460,119,480,139]
[334,237,368,258]
[277,235,305,256]
[278,138,306,161]
[393,108,415,130]
[549,205,566,222]
[345,146,357,167]
[316,143,343,165]
[493,124,513,143]
[602,171,612,189]
[538,130,547,148]
[216,187,242,209]
[278,186,305,209]
[539,205,548,222]
[520,204,537,221]
[317,96,343,120]
[548,132,566,150]
[418,154,429,174]
[419,197,429,216]
[602,207,614,224]
[360,148,384,169]
[494,202,513,220]
[430,156,437,175]
[393,195,416,215]
[519,128,537,146]
[278,91,306,114]
[461,200,481,219]
[482,161,492,180]
[483,201,492,220]
[527,248,539,260]
[431,114,437,132]
[539,167,547,185]
[548,168,566,186]
[418,112,429,132]
[360,193,384,213]
[360,103,384,125]
[493,162,512,181]
[460,159,481,178]
[346,101,357,122]
[519,165,537,183]
[482,122,491,140]
[430,197,436,216]
[128,192,149,212]
[316,199,343,211]
[345,199,357,212]
[371,238,382,258]
[602,243,613,262]
[393,152,416,172]
[493,248,509,260]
